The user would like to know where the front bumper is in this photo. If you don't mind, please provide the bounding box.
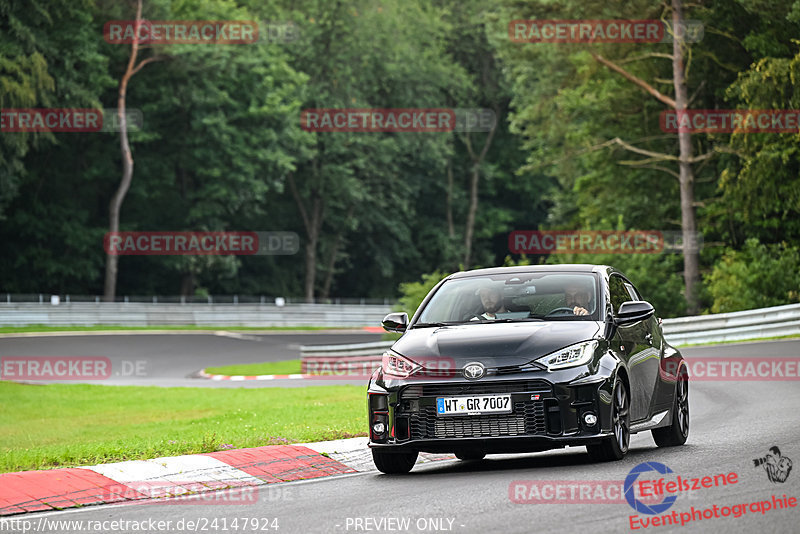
[368,369,617,454]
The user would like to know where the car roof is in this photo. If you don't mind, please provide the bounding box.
[447,264,611,280]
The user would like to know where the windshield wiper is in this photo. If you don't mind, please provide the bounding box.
[412,321,456,328]
[489,317,545,323]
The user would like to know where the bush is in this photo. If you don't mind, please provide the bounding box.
[705,238,800,313]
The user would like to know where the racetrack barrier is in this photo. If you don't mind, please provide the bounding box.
[0,301,391,328]
[299,303,800,373]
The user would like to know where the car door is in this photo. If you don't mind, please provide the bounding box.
[609,274,658,422]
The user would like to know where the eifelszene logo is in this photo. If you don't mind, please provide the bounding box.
[625,462,678,515]
[753,446,793,483]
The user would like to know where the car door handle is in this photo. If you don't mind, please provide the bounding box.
[645,333,653,344]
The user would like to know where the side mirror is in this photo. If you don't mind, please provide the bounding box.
[615,301,655,325]
[382,312,408,333]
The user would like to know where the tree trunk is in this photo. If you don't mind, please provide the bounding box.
[320,205,353,299]
[288,171,323,303]
[446,161,455,238]
[103,4,140,302]
[672,0,700,314]
[460,117,498,268]
[180,273,196,297]
[320,237,338,300]
[589,0,703,314]
[463,162,479,268]
[103,0,163,301]
[303,232,318,302]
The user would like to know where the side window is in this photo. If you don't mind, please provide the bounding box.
[609,275,633,315]
[624,282,640,301]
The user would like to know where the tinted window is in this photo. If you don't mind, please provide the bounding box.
[416,272,599,324]
[624,282,641,301]
[609,275,633,315]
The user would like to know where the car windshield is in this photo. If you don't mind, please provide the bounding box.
[415,272,599,325]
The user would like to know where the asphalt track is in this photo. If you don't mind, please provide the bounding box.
[0,331,382,387]
[1,338,799,533]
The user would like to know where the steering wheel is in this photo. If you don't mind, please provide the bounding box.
[545,306,576,317]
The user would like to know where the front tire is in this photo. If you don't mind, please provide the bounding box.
[652,369,689,447]
[372,449,418,474]
[587,379,630,462]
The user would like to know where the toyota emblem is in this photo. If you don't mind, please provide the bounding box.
[463,362,486,380]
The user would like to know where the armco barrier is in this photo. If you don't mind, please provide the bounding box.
[660,303,800,345]
[299,303,800,372]
[300,341,391,374]
[0,302,392,328]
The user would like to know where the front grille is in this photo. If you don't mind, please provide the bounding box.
[401,380,551,399]
[408,401,546,439]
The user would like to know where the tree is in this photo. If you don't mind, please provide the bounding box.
[585,0,710,313]
[270,0,467,301]
[104,0,165,301]
[0,0,111,219]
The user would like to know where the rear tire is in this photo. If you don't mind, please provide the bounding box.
[586,379,630,462]
[652,370,689,447]
[372,449,418,474]
[455,452,485,461]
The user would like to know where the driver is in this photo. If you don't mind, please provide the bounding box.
[564,280,593,316]
[472,286,508,320]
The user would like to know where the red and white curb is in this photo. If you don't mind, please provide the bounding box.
[198,369,310,381]
[0,438,453,516]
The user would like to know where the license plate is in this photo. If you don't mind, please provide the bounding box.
[436,394,512,416]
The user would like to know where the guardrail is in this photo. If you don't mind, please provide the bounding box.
[660,302,800,345]
[299,303,800,373]
[0,302,393,327]
[300,341,391,374]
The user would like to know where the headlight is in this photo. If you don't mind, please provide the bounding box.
[382,351,421,378]
[536,340,598,371]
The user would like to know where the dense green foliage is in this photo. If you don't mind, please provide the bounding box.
[1,0,798,315]
[705,239,800,313]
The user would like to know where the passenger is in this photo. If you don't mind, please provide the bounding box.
[471,286,508,321]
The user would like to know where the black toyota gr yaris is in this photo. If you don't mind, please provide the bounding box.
[367,265,689,474]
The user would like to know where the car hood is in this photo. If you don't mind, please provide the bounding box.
[392,321,602,368]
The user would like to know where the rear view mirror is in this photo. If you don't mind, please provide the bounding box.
[382,312,409,333]
[615,301,655,325]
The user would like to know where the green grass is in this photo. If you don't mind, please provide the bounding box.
[0,325,361,334]
[205,360,302,376]
[0,381,366,473]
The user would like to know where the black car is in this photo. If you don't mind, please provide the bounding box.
[367,265,689,473]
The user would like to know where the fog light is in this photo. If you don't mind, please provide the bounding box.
[583,413,598,426]
[373,422,386,434]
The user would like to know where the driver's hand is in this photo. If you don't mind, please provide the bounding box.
[573,306,589,316]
